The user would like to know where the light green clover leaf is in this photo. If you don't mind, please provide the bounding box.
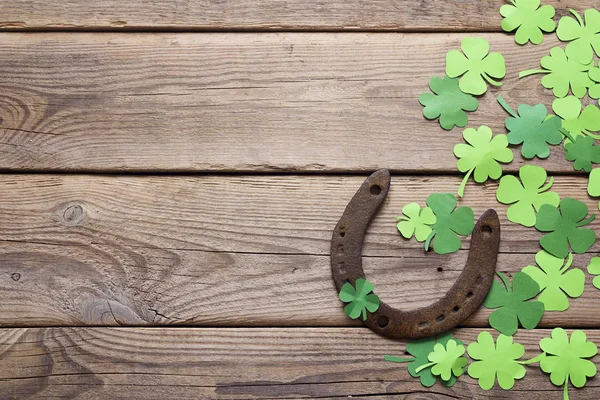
[590,64,600,99]
[446,37,506,95]
[419,76,479,130]
[586,256,600,290]
[565,135,600,172]
[467,331,527,390]
[415,339,467,382]
[556,8,600,65]
[425,193,474,255]
[500,0,556,45]
[396,203,436,242]
[454,126,513,197]
[588,168,600,198]
[520,47,593,98]
[552,96,600,143]
[496,165,560,227]
[539,328,598,399]
[522,251,585,311]
[535,198,596,258]
[338,278,380,321]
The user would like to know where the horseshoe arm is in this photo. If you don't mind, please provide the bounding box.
[331,169,500,339]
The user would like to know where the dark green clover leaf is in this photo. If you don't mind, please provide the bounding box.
[419,76,479,130]
[483,272,545,336]
[565,135,600,172]
[338,278,380,321]
[425,193,474,255]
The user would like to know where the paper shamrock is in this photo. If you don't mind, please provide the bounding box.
[552,96,600,143]
[565,135,600,172]
[520,47,593,98]
[446,37,506,95]
[500,0,556,45]
[535,198,596,258]
[384,332,464,387]
[539,328,598,399]
[588,168,600,198]
[586,256,600,290]
[590,65,600,99]
[414,339,467,382]
[453,126,513,197]
[338,278,380,321]
[424,193,474,254]
[522,251,585,311]
[497,95,563,159]
[419,76,479,130]
[496,165,560,227]
[467,331,527,390]
[483,271,544,335]
[556,8,600,65]
[396,203,436,242]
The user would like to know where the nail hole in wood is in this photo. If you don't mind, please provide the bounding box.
[437,267,443,272]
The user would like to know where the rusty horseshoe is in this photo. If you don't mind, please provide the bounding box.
[331,169,500,339]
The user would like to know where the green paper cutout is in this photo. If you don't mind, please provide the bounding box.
[385,332,463,387]
[419,76,479,130]
[588,168,600,197]
[483,271,544,336]
[496,165,560,227]
[556,8,600,65]
[500,0,556,45]
[586,256,600,290]
[446,37,506,95]
[467,331,527,390]
[552,96,600,143]
[535,198,596,258]
[454,126,513,197]
[539,328,598,399]
[520,47,593,98]
[497,95,563,159]
[522,251,585,311]
[590,65,600,100]
[424,193,474,255]
[396,203,436,242]
[338,278,380,321]
[565,135,600,172]
[415,339,467,382]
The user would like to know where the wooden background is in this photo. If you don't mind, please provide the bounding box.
[1,1,599,398]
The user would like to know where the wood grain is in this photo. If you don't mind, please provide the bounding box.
[1,174,599,327]
[0,32,581,172]
[0,1,594,31]
[0,327,599,399]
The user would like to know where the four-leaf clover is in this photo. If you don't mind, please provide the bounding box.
[586,256,600,290]
[556,9,600,65]
[552,96,600,143]
[454,126,514,197]
[396,203,436,242]
[483,271,544,335]
[535,198,596,258]
[446,37,506,95]
[565,135,600,172]
[415,339,467,382]
[338,278,380,321]
[500,0,556,45]
[419,76,479,130]
[424,193,474,254]
[496,165,560,227]
[522,251,585,311]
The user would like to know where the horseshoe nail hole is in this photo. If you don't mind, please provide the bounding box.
[436,315,445,323]
[437,267,443,273]
[466,291,474,298]
[340,231,346,237]
[481,225,492,238]
[453,306,460,313]
[377,315,389,329]
[418,321,429,329]
[475,275,483,285]
[370,185,382,195]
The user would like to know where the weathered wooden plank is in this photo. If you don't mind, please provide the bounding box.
[0,327,598,399]
[0,32,578,172]
[0,1,594,31]
[1,174,599,327]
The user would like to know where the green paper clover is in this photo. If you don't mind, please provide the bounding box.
[556,9,600,65]
[553,96,600,143]
[338,278,380,321]
[385,332,464,387]
[535,198,596,258]
[483,271,544,336]
[419,76,479,130]
[396,203,436,242]
[446,37,506,95]
[500,0,556,45]
[522,251,585,311]
[467,331,526,390]
[497,95,563,159]
[453,126,513,197]
[424,193,474,255]
[415,339,467,382]
[586,256,600,290]
[520,47,593,98]
[590,65,600,99]
[496,165,560,227]
[588,168,600,198]
[565,135,600,172]
[539,328,598,399]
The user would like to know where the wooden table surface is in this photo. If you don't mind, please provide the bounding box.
[1,1,599,399]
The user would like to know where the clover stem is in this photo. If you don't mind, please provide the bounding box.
[560,129,575,144]
[560,253,574,274]
[384,355,415,363]
[415,362,436,374]
[482,74,503,87]
[570,9,584,27]
[509,0,517,5]
[497,95,518,118]
[564,380,569,400]
[538,176,555,193]
[586,132,600,140]
[519,69,549,78]
[518,352,546,365]
[497,272,512,293]
[576,214,595,228]
[457,168,474,198]
[424,230,435,252]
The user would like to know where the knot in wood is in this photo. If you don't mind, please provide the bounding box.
[62,204,85,226]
